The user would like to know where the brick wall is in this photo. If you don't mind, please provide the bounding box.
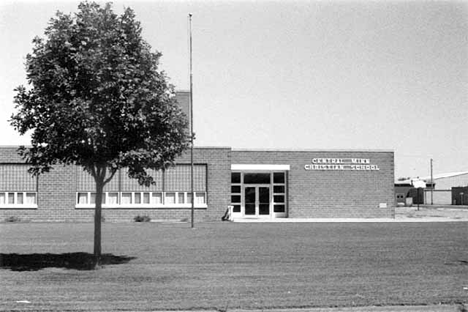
[176,147,231,221]
[0,146,231,222]
[0,146,394,221]
[231,150,395,218]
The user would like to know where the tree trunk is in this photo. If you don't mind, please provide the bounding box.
[93,173,105,268]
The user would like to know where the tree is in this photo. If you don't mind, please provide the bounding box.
[10,2,189,267]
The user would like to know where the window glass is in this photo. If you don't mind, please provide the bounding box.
[7,193,15,204]
[108,193,119,205]
[231,195,241,203]
[17,193,24,204]
[152,193,163,204]
[274,185,285,193]
[165,165,206,192]
[90,193,96,204]
[231,172,241,183]
[26,193,36,205]
[231,185,241,193]
[273,172,285,184]
[165,192,176,204]
[274,195,285,203]
[232,204,241,213]
[143,193,150,204]
[195,193,206,204]
[0,193,4,204]
[274,205,285,213]
[178,193,185,204]
[121,193,132,204]
[186,192,192,204]
[78,193,88,204]
[243,173,270,184]
[0,165,36,191]
[135,193,141,204]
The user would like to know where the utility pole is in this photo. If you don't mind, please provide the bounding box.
[430,159,433,205]
[189,13,194,228]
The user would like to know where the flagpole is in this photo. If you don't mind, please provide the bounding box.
[189,13,194,228]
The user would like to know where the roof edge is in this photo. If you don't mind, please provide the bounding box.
[231,148,394,153]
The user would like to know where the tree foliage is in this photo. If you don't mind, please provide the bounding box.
[10,2,189,265]
[11,1,188,183]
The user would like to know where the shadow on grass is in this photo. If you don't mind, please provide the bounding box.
[0,252,136,271]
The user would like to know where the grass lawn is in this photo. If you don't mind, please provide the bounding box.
[0,221,467,311]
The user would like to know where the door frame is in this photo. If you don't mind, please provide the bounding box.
[242,184,271,218]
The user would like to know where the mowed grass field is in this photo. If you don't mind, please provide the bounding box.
[0,221,467,311]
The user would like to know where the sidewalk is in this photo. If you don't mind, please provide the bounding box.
[156,304,465,312]
[232,206,468,223]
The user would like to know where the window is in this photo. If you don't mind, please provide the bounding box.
[273,172,286,214]
[244,173,271,184]
[0,165,37,191]
[230,172,242,213]
[0,165,38,209]
[0,192,37,208]
[108,193,119,205]
[152,193,163,205]
[8,193,15,204]
[75,164,207,209]
[178,192,185,204]
[26,193,37,205]
[229,171,288,215]
[76,190,207,208]
[143,193,150,204]
[165,192,176,204]
[78,193,88,205]
[90,193,96,205]
[231,172,241,184]
[273,172,285,184]
[195,193,206,204]
[121,193,132,204]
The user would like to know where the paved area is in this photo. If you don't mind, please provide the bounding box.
[155,304,466,312]
[231,305,465,312]
[232,206,468,223]
[395,205,468,221]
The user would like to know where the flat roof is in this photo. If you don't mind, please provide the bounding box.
[231,148,394,153]
[0,145,394,153]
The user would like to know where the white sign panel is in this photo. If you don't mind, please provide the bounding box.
[304,158,380,171]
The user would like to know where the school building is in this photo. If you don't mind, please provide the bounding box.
[0,92,395,222]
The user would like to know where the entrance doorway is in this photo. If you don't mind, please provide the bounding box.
[230,169,288,219]
[244,186,270,217]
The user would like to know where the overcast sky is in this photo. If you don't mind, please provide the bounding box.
[1,0,467,179]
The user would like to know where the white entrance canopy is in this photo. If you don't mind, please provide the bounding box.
[231,164,291,171]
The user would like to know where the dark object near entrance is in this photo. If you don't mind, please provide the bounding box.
[221,206,232,221]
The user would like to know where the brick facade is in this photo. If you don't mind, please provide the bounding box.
[231,149,395,218]
[0,146,394,222]
[0,146,231,222]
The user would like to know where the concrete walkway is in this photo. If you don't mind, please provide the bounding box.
[232,206,468,223]
[230,305,464,312]
[155,304,465,312]
[233,217,468,222]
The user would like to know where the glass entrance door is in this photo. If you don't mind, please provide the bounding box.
[244,186,270,217]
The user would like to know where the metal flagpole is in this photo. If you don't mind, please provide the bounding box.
[430,159,433,205]
[189,14,194,228]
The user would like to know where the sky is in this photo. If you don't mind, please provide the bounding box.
[0,0,467,179]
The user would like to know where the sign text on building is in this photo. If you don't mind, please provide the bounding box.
[304,158,380,171]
